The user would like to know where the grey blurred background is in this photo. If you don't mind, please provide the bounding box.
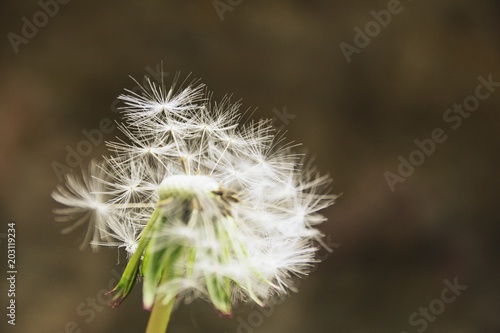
[1,1,499,332]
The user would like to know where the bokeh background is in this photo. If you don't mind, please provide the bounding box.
[1,1,499,332]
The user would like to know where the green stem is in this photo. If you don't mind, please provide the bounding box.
[144,244,176,333]
[145,296,175,333]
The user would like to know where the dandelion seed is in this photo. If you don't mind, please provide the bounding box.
[52,73,336,333]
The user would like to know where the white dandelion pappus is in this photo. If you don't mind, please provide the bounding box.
[52,74,336,325]
[52,160,112,251]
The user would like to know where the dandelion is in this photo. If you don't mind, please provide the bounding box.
[52,73,336,333]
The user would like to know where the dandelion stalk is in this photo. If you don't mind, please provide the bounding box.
[145,278,175,333]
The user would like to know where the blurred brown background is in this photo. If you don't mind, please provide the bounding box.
[1,1,499,332]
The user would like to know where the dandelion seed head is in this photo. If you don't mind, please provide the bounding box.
[52,74,335,314]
